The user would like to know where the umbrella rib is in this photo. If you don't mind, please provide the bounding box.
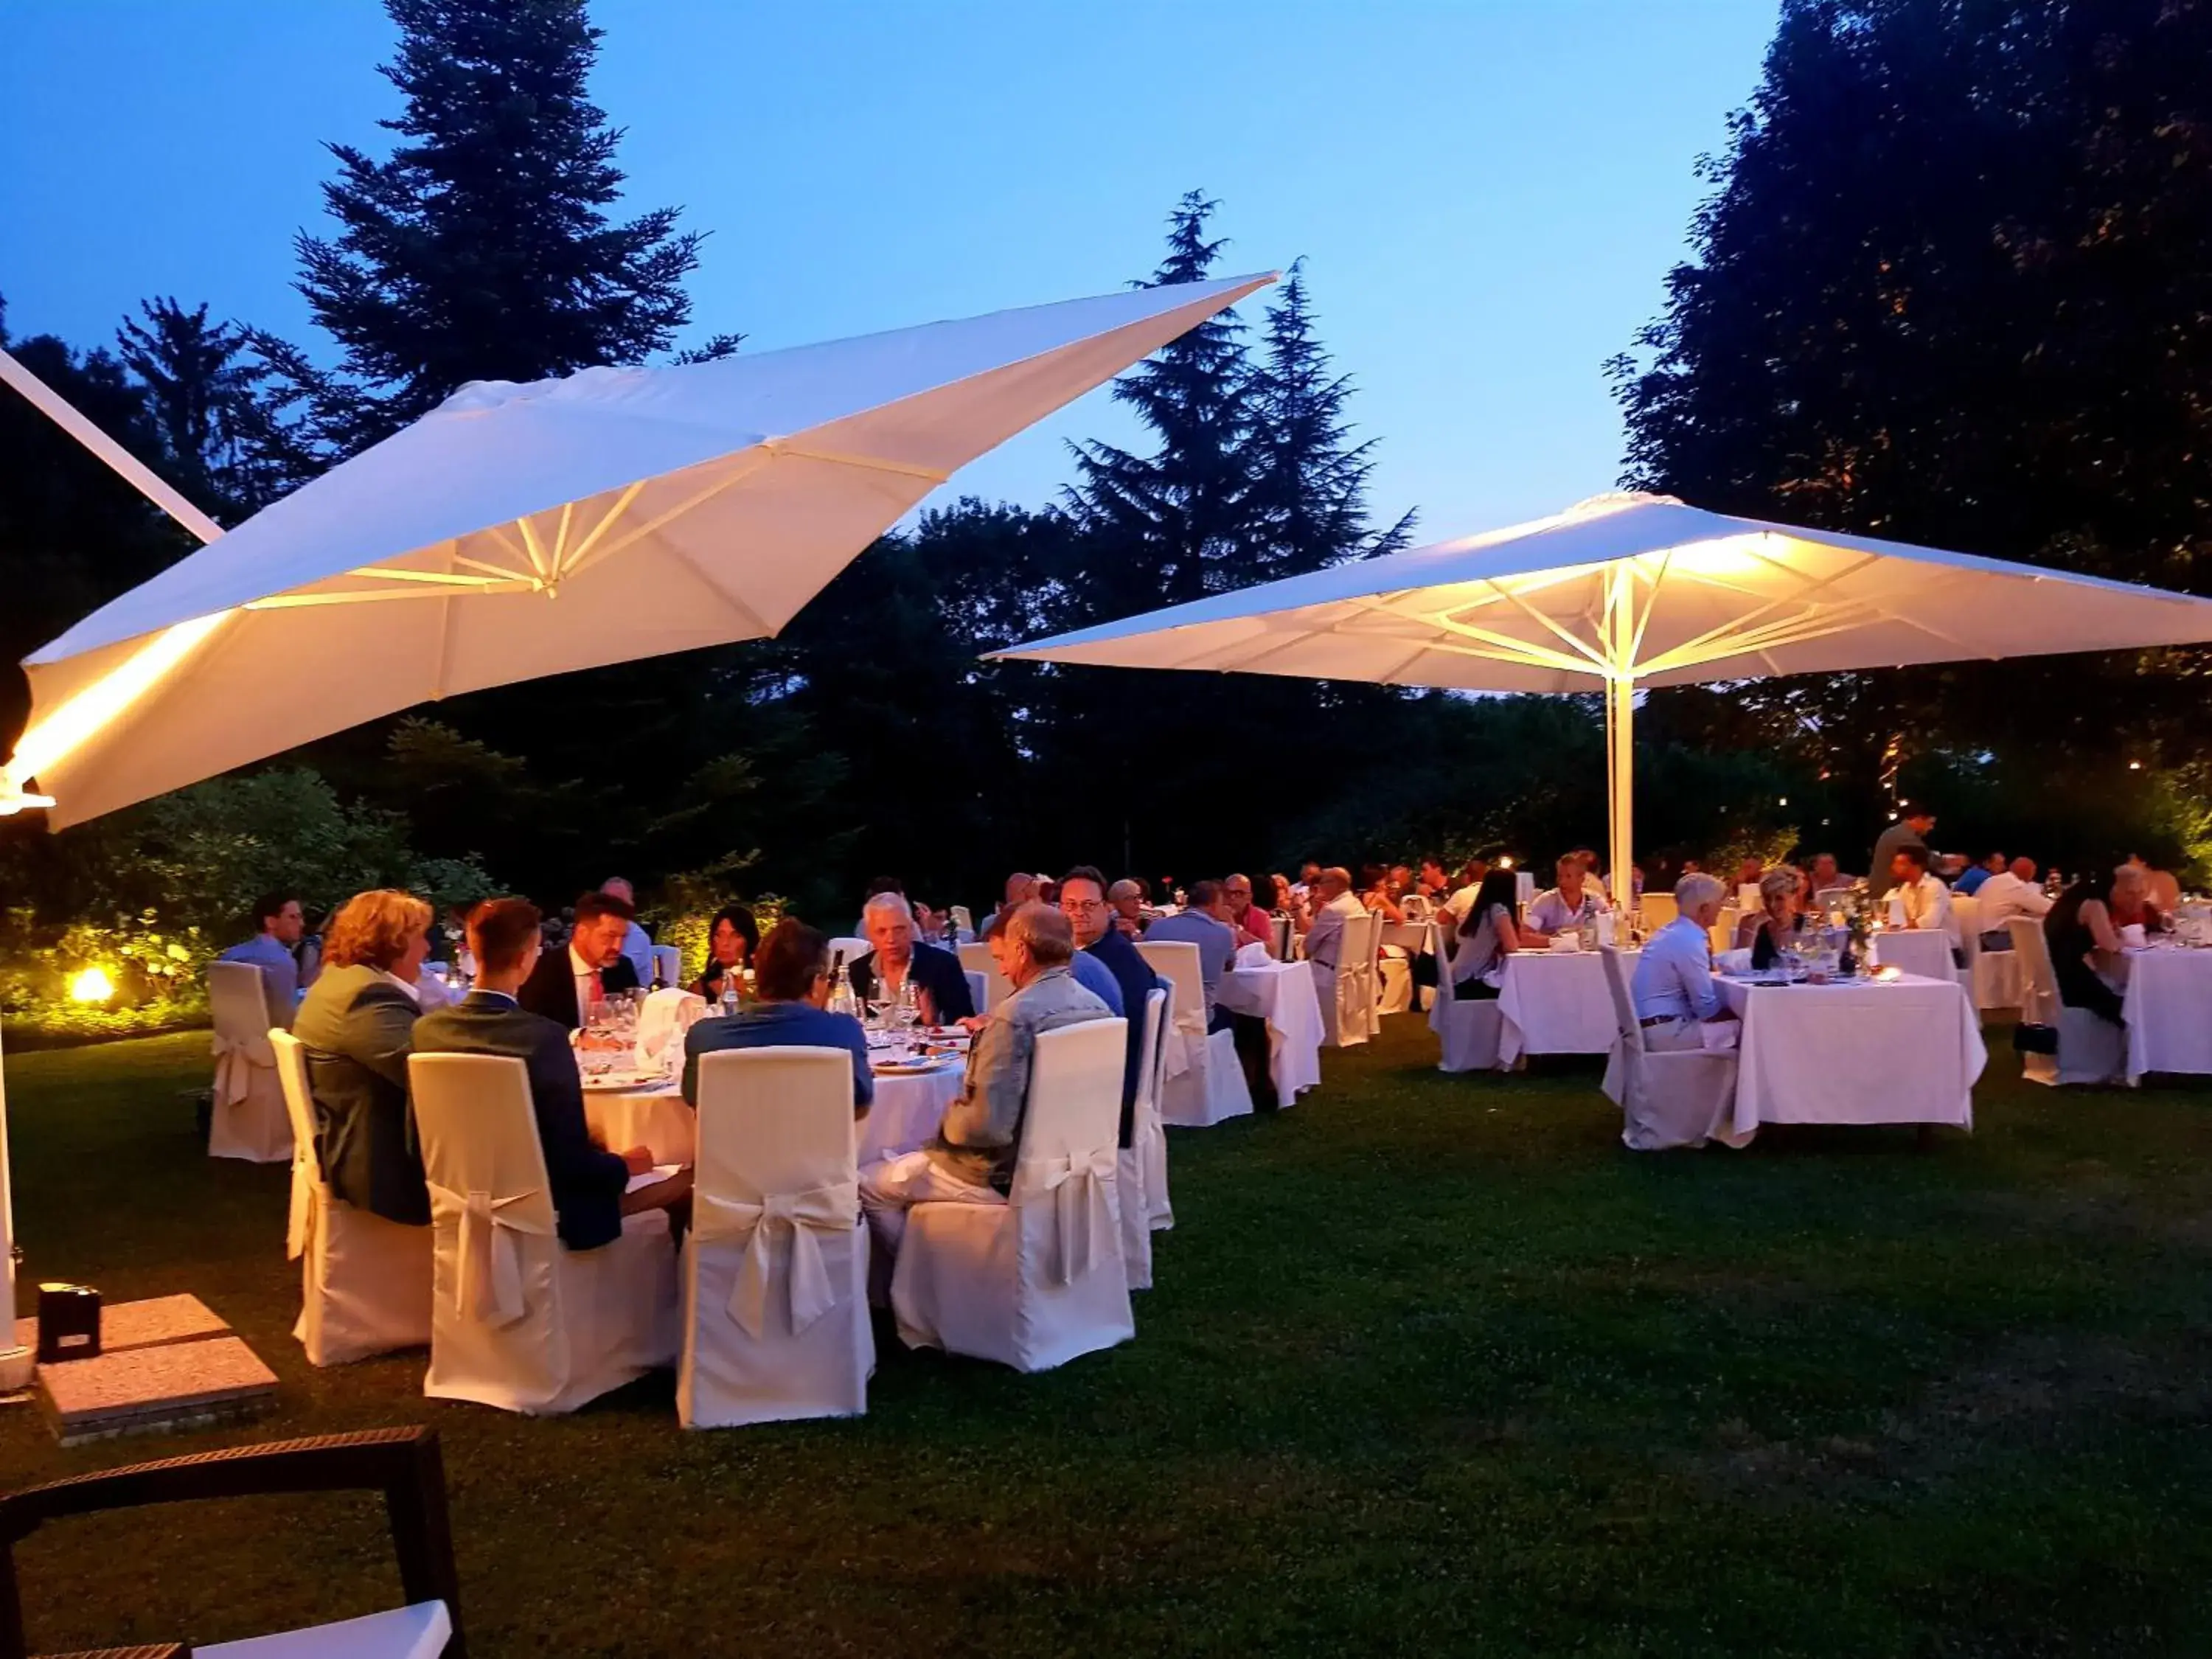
[245,582,535,610]
[555,457,771,585]
[1626,550,1672,669]
[1475,578,1610,671]
[516,515,553,580]
[1430,616,1606,678]
[1632,550,1888,674]
[765,441,951,484]
[549,480,649,583]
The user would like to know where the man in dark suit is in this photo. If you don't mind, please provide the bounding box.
[516,890,641,1030]
[414,898,688,1251]
[847,893,975,1023]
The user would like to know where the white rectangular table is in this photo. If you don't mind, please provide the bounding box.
[1219,960,1324,1108]
[2122,945,2212,1082]
[1715,970,1983,1137]
[1497,949,1633,1065]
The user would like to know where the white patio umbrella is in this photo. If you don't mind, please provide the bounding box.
[994,491,2212,890]
[5,270,1273,828]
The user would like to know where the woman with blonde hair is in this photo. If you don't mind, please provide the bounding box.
[291,889,437,1225]
[1735,866,1809,970]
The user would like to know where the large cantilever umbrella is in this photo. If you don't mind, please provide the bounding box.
[995,491,2212,888]
[5,270,1273,828]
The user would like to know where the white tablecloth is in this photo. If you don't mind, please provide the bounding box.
[1715,972,1983,1135]
[583,1080,695,1166]
[1497,950,1633,1065]
[857,1061,965,1165]
[2122,946,2212,1082]
[582,1055,965,1168]
[1869,929,1955,982]
[1219,961,1324,1108]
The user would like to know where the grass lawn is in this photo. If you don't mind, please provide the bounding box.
[1,1020,2208,1655]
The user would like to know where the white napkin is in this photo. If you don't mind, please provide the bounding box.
[1234,941,1272,969]
[1700,1020,1742,1052]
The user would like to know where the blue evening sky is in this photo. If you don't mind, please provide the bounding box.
[1,1,1778,537]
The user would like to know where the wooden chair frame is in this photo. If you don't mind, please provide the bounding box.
[0,1426,463,1659]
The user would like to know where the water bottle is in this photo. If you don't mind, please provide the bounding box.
[719,970,740,1019]
[827,961,858,1019]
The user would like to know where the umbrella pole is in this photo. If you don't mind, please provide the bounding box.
[1602,565,1637,910]
[1607,675,1635,914]
[0,1030,31,1389]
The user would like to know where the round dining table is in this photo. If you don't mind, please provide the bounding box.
[582,1054,965,1168]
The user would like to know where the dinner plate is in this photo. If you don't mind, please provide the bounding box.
[582,1071,663,1092]
[872,1056,957,1077]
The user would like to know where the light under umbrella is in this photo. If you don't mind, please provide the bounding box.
[992,491,2212,891]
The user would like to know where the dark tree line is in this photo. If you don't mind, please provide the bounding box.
[10,0,2212,940]
[1612,0,2212,872]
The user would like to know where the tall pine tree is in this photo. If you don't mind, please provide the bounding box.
[116,298,312,522]
[1246,259,1415,577]
[1065,192,1262,613]
[291,0,709,441]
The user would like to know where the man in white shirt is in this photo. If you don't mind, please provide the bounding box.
[1630,873,1737,1051]
[1301,868,1367,971]
[1970,856,2052,948]
[1525,854,1604,942]
[1883,844,1960,950]
[599,877,656,984]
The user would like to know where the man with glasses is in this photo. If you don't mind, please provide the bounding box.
[1061,866,1165,1147]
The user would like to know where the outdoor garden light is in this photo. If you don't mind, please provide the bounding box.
[67,967,115,1005]
[2129,759,2143,770]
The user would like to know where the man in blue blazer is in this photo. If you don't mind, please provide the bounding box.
[683,919,874,1112]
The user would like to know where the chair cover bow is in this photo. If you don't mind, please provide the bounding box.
[1014,1147,1118,1286]
[209,1030,272,1106]
[430,1182,549,1328]
[695,1180,858,1338]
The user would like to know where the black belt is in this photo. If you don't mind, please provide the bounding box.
[1639,1014,1682,1028]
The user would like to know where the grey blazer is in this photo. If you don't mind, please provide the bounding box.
[292,964,428,1226]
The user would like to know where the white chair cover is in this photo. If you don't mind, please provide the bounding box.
[964,968,989,1014]
[956,941,1012,1010]
[1314,912,1380,1048]
[207,961,292,1164]
[408,1052,678,1415]
[828,936,870,971]
[950,904,975,937]
[1952,894,2023,1011]
[651,943,684,989]
[1596,945,1742,1150]
[1137,987,1173,1232]
[633,987,706,1074]
[1377,952,1413,1016]
[1427,948,1503,1073]
[1639,892,1679,931]
[680,1046,872,1428]
[1118,988,1169,1290]
[198,1599,452,1659]
[270,1031,432,1367]
[890,1018,1134,1371]
[1140,939,1253,1128]
[2008,918,2124,1086]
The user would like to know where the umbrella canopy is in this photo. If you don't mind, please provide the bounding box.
[995,492,2212,890]
[10,271,1273,827]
